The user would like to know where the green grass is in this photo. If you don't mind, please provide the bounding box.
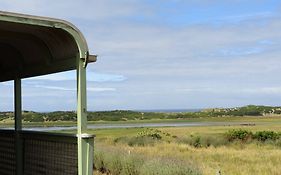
[82,117,281,175]
[1,115,281,128]
[94,143,201,175]
[2,115,281,174]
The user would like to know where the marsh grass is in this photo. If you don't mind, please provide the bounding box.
[114,135,160,146]
[177,134,229,148]
[91,118,281,175]
[95,140,281,175]
[140,159,201,175]
[94,145,201,175]
[113,128,171,146]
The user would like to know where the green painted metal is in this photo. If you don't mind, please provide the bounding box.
[77,54,93,175]
[86,137,94,175]
[77,55,87,134]
[14,78,22,131]
[0,11,95,175]
[14,78,23,175]
[0,11,93,82]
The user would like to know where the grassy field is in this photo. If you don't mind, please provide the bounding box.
[2,115,281,127]
[2,115,281,174]
[81,116,281,175]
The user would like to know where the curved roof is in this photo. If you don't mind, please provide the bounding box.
[0,11,89,82]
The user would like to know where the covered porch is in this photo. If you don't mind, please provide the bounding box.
[0,11,96,175]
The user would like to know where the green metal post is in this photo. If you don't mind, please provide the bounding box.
[77,55,93,175]
[14,78,23,175]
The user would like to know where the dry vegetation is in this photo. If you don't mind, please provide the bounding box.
[89,117,281,175]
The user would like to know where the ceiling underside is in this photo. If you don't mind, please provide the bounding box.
[0,13,84,82]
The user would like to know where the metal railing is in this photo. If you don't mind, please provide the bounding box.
[0,130,94,175]
[0,130,16,175]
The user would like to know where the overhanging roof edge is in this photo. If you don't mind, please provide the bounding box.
[0,11,89,59]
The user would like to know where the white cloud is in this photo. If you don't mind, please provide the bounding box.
[30,71,126,82]
[178,87,281,95]
[88,87,116,92]
[1,1,281,110]
[242,87,281,94]
[0,0,150,21]
[33,85,115,92]
[33,85,74,91]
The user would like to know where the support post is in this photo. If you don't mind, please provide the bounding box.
[14,78,23,175]
[77,55,93,175]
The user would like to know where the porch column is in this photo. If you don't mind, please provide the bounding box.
[77,56,93,175]
[14,78,23,175]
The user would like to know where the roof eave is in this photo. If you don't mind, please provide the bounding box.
[0,11,89,59]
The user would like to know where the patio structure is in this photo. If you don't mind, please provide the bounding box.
[0,11,96,175]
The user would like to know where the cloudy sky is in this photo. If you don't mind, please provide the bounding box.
[1,0,281,111]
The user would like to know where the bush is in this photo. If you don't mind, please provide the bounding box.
[200,135,229,147]
[253,131,280,142]
[94,151,107,173]
[193,136,202,148]
[226,129,253,142]
[177,135,203,148]
[137,129,162,140]
[108,155,123,175]
[114,129,166,147]
[178,130,281,148]
[94,146,201,175]
[121,156,143,175]
[94,148,141,175]
[178,135,228,148]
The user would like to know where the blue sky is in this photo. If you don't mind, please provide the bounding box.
[1,0,281,111]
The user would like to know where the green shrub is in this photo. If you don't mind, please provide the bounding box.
[178,135,228,148]
[94,146,202,175]
[177,135,202,148]
[95,148,139,175]
[137,129,162,140]
[226,129,253,141]
[253,131,280,142]
[93,151,106,173]
[193,136,202,148]
[121,156,143,175]
[108,155,123,175]
[200,135,228,147]
[114,129,166,147]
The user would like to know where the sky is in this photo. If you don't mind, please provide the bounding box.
[1,0,281,111]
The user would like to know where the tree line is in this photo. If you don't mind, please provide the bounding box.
[0,105,280,122]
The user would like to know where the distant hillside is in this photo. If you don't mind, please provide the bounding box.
[0,105,281,122]
[203,105,281,116]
